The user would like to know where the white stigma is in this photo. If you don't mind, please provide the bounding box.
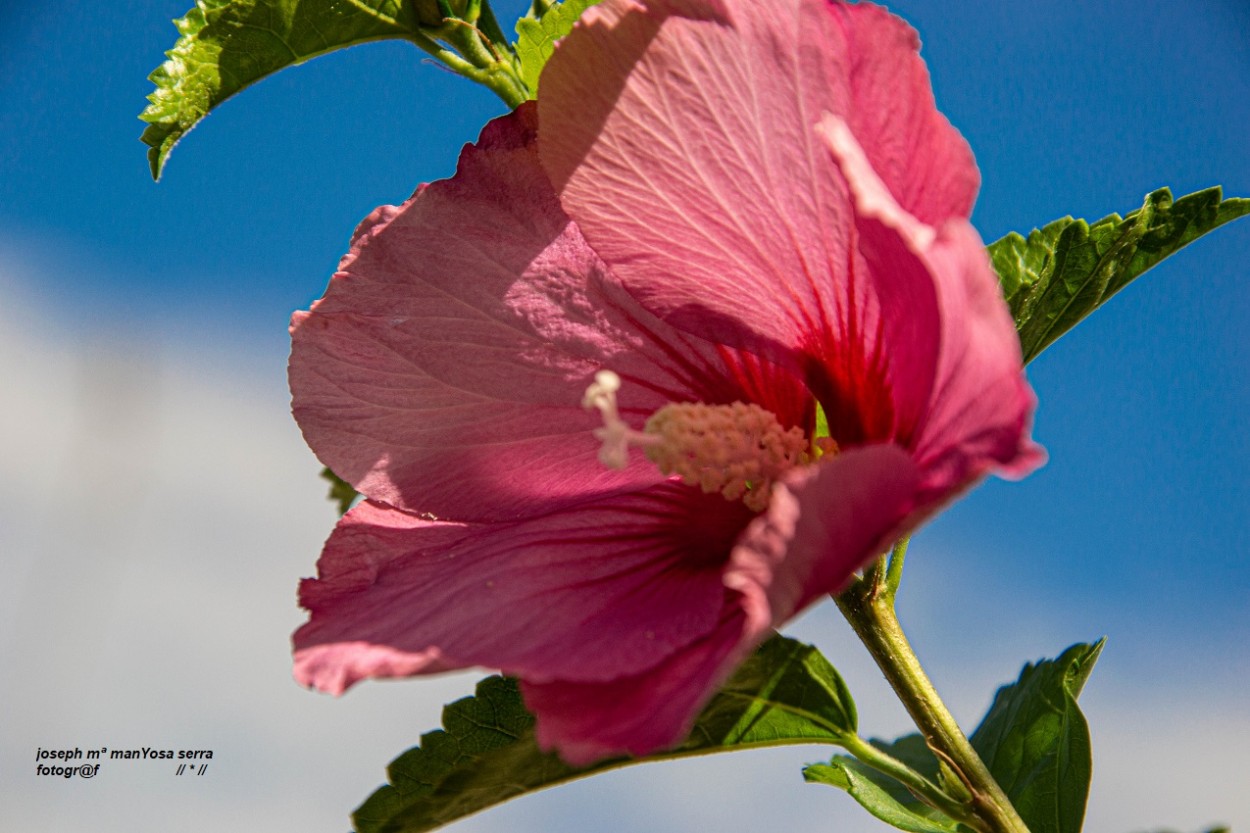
[582,370,655,469]
[583,370,831,511]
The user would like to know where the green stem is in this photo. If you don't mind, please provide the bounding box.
[835,574,1031,833]
[445,18,501,67]
[883,537,908,600]
[475,64,528,108]
[407,30,529,109]
[839,734,975,824]
[473,0,515,58]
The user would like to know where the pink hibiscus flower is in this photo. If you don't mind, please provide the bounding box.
[289,0,1042,766]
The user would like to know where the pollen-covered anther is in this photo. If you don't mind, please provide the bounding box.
[583,372,827,511]
[643,401,811,511]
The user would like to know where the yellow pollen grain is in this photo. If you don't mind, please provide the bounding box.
[642,401,811,512]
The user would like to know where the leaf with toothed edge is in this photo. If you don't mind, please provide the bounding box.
[804,753,967,833]
[806,643,1104,833]
[351,635,857,833]
[804,732,973,833]
[968,640,1104,833]
[988,186,1250,364]
[140,0,431,180]
[514,0,602,95]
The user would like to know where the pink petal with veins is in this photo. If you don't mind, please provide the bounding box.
[290,0,1042,765]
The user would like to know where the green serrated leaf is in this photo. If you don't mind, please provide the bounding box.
[988,187,1250,363]
[352,635,856,833]
[805,734,975,833]
[140,0,426,180]
[968,640,1106,833]
[319,466,359,515]
[804,757,965,833]
[514,0,600,95]
[864,734,945,811]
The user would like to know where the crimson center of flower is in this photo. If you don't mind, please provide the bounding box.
[583,371,835,511]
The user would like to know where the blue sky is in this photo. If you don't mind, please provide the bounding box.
[1,1,1247,832]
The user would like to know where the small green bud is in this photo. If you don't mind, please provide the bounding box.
[413,0,469,27]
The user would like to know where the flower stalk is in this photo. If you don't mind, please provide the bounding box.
[838,733,976,824]
[408,0,530,109]
[835,541,1031,833]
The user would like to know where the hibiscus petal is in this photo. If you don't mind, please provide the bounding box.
[911,222,1047,488]
[520,609,747,766]
[520,446,921,766]
[725,444,920,634]
[293,484,755,693]
[817,114,1044,490]
[538,0,977,371]
[821,2,979,226]
[290,105,810,522]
